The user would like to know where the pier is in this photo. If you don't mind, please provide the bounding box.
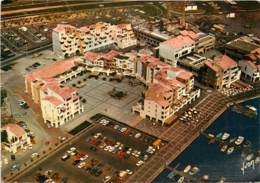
[126,85,260,183]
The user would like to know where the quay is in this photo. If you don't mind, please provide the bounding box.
[126,84,260,183]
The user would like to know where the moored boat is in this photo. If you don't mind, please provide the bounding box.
[227,147,234,155]
[222,133,230,140]
[235,136,245,145]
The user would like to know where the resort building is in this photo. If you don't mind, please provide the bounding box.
[133,55,200,125]
[24,58,84,128]
[159,35,195,66]
[201,54,241,90]
[239,48,260,83]
[84,50,137,76]
[2,124,31,153]
[52,22,137,58]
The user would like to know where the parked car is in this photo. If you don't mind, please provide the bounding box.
[78,162,86,169]
[31,153,39,158]
[18,100,28,109]
[134,133,141,139]
[61,154,70,161]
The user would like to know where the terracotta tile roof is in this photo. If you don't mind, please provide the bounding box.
[180,30,198,40]
[145,83,172,107]
[103,50,120,60]
[161,35,195,49]
[53,24,76,32]
[3,124,25,138]
[84,52,103,62]
[214,54,237,70]
[43,96,63,106]
[204,60,222,73]
[26,58,78,80]
[46,83,76,100]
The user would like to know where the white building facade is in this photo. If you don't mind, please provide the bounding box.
[53,22,137,58]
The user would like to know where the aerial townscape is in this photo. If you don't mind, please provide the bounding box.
[1,1,260,183]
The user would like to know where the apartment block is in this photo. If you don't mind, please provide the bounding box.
[53,22,137,58]
[201,54,241,90]
[24,58,84,128]
[159,35,195,66]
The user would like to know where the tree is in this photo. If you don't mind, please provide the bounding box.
[1,130,8,143]
[1,88,7,105]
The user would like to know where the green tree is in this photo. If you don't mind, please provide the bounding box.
[1,130,8,143]
[1,88,7,105]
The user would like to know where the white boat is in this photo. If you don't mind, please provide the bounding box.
[189,166,199,175]
[222,133,230,140]
[221,145,228,152]
[183,165,191,173]
[208,133,215,138]
[246,105,257,112]
[246,153,254,161]
[235,136,245,145]
[227,147,234,155]
[177,176,185,183]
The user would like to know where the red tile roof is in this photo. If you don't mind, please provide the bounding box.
[3,124,25,138]
[162,35,195,49]
[204,60,222,73]
[25,58,78,80]
[53,24,76,33]
[84,52,103,62]
[145,83,172,107]
[104,50,120,60]
[43,96,63,106]
[180,30,198,40]
[214,54,237,70]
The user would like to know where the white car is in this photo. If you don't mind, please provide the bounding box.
[104,146,109,151]
[134,133,141,139]
[136,160,144,167]
[126,169,133,175]
[114,125,120,130]
[28,144,33,150]
[31,153,39,158]
[80,154,88,161]
[78,162,86,168]
[103,176,112,183]
[120,127,127,133]
[70,147,76,152]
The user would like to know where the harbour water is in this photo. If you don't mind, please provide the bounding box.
[153,97,260,182]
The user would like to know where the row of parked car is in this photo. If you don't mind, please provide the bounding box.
[89,132,154,167]
[60,147,111,179]
[98,118,154,143]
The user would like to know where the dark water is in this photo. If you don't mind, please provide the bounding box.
[154,98,260,183]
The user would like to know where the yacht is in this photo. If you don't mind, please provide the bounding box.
[189,166,199,175]
[235,136,245,145]
[208,133,215,138]
[227,147,234,155]
[246,153,254,161]
[221,145,228,152]
[222,133,230,140]
[246,105,257,113]
[177,176,185,183]
[183,165,191,173]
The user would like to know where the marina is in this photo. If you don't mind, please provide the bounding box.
[154,97,260,183]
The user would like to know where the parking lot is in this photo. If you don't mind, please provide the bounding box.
[1,24,53,62]
[17,116,165,182]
